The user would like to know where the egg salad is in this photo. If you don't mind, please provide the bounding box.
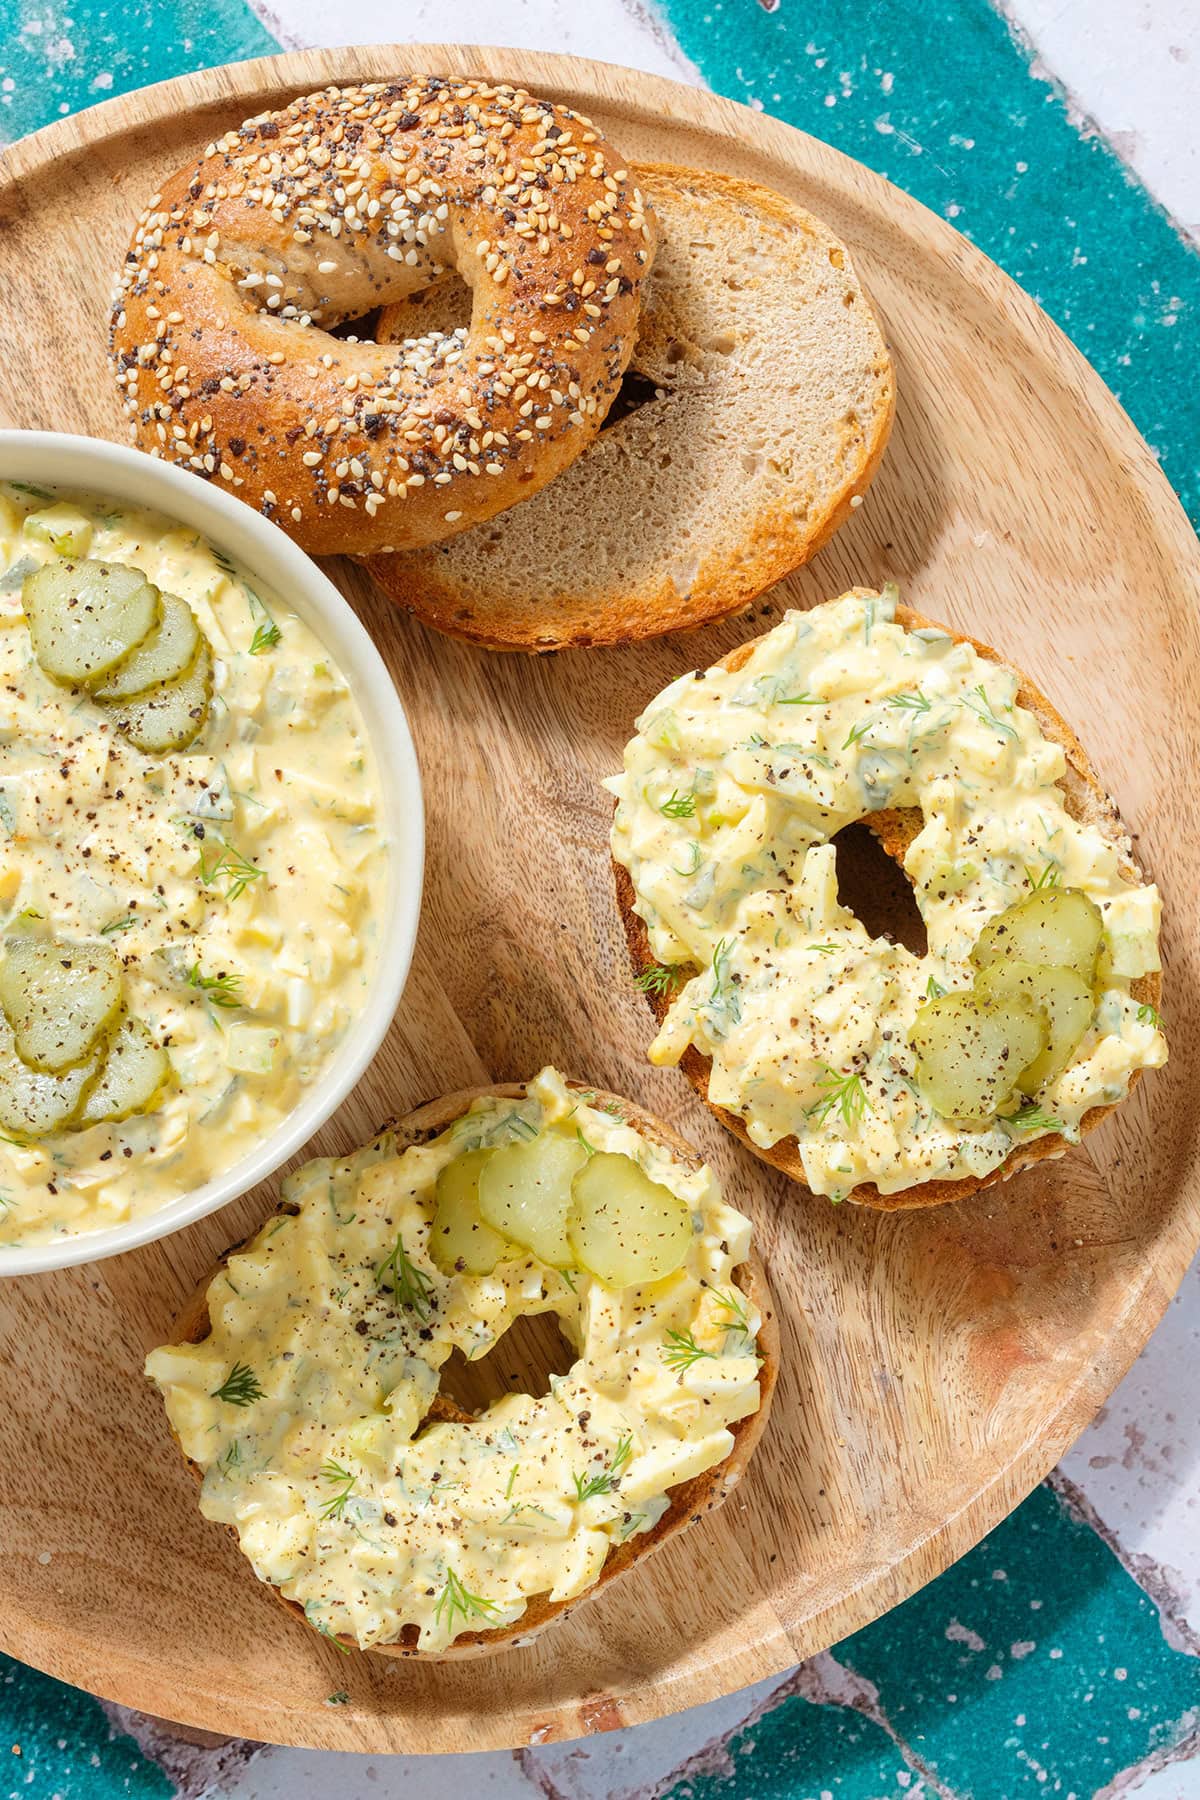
[0,481,387,1249]
[607,588,1166,1200]
[145,1069,765,1654]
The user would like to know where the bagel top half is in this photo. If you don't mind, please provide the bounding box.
[111,78,656,556]
[146,1071,777,1657]
[609,590,1165,1210]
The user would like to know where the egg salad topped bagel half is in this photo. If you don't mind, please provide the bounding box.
[609,587,1166,1209]
[146,1069,776,1656]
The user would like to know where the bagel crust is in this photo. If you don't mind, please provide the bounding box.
[111,79,656,556]
[153,1079,777,1657]
[612,596,1164,1210]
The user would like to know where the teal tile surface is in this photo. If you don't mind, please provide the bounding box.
[2,1657,171,1800]
[663,1485,1200,1799]
[660,0,1200,528]
[667,1690,921,1799]
[0,0,274,144]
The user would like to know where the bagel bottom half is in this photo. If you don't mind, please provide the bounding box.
[161,1080,777,1657]
[614,599,1162,1211]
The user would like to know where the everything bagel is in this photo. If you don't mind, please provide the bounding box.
[111,79,656,556]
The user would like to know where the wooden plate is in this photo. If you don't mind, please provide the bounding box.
[0,43,1197,1757]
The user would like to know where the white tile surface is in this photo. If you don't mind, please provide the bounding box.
[1061,1257,1200,1636]
[250,0,702,86]
[1008,0,1200,238]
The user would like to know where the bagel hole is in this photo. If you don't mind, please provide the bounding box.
[832,821,928,956]
[600,369,662,432]
[329,310,381,342]
[435,1310,577,1417]
[373,272,473,345]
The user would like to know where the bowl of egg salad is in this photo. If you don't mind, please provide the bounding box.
[0,432,423,1275]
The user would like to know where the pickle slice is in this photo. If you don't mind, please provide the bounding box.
[910,992,1046,1126]
[970,888,1104,982]
[429,1147,511,1275]
[104,642,213,755]
[477,1130,586,1267]
[92,593,203,702]
[568,1152,693,1289]
[975,959,1094,1095]
[0,937,122,1073]
[0,1016,105,1139]
[23,558,160,684]
[76,1016,171,1126]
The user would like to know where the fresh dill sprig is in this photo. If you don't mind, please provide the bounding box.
[572,1432,633,1500]
[671,842,702,877]
[211,1362,265,1407]
[779,691,825,706]
[810,942,839,956]
[960,684,1017,740]
[633,961,685,997]
[100,915,137,936]
[1137,1002,1163,1030]
[319,1460,357,1521]
[806,1065,871,1130]
[1026,861,1061,890]
[375,1233,435,1320]
[842,718,875,749]
[705,936,743,1037]
[8,481,55,503]
[661,1329,717,1373]
[711,1288,752,1337]
[433,1567,500,1634]
[304,1600,352,1654]
[1003,1105,1062,1134]
[886,689,932,714]
[182,824,266,902]
[925,975,947,1000]
[249,617,282,655]
[186,963,243,1008]
[659,788,696,819]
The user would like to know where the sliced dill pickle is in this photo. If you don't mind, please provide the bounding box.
[0,936,122,1073]
[910,992,1046,1126]
[430,1147,511,1275]
[103,642,213,755]
[970,888,1103,982]
[92,593,203,701]
[23,558,160,684]
[477,1129,586,1267]
[568,1152,692,1289]
[0,1016,106,1138]
[77,1016,171,1125]
[975,959,1095,1094]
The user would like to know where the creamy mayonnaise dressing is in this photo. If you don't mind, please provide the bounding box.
[145,1069,763,1652]
[607,590,1166,1199]
[0,481,387,1248]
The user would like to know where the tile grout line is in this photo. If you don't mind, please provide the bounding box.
[1094,1716,1200,1799]
[1048,1470,1200,1659]
[639,1652,965,1800]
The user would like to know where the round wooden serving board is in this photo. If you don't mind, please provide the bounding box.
[0,43,1197,1757]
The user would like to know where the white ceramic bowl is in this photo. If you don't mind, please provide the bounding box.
[0,431,424,1276]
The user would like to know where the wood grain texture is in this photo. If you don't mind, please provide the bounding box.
[0,43,1197,1757]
